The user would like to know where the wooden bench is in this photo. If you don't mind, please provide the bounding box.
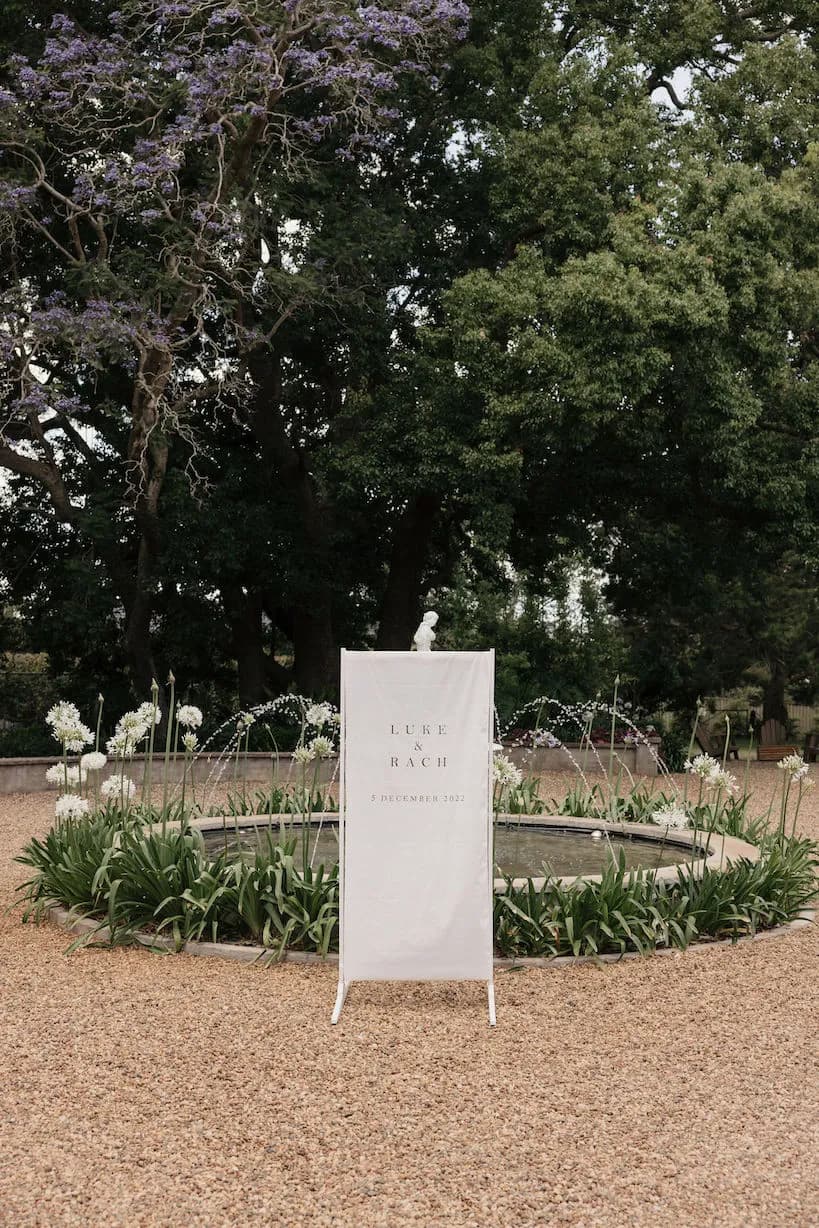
[757,744,799,762]
[757,719,798,762]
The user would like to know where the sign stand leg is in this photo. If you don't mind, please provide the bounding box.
[331,980,349,1025]
[487,981,496,1027]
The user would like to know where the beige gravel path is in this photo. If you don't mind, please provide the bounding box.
[0,768,817,1228]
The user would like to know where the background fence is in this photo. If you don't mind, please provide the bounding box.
[710,700,818,737]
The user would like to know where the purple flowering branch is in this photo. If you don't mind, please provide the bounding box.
[0,1,468,485]
[0,0,468,687]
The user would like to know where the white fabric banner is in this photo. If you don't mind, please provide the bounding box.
[338,650,494,986]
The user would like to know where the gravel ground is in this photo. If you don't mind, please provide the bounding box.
[0,767,817,1228]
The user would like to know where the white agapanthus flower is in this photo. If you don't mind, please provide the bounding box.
[705,767,739,795]
[47,702,94,750]
[684,753,720,778]
[305,702,334,728]
[118,710,148,734]
[493,752,522,788]
[182,731,199,754]
[81,751,107,772]
[777,753,809,782]
[106,730,131,757]
[46,700,81,730]
[308,735,336,759]
[55,793,89,820]
[292,745,315,765]
[100,775,136,801]
[107,707,154,755]
[236,711,255,731]
[63,723,94,753]
[45,763,82,787]
[177,704,203,729]
[135,701,161,726]
[651,804,691,830]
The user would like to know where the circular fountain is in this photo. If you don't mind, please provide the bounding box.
[190,811,755,888]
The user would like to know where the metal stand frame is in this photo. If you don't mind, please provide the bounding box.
[331,980,348,1025]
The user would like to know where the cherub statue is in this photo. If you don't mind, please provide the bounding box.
[413,610,438,651]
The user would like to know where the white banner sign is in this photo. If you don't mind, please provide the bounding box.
[332,650,495,1024]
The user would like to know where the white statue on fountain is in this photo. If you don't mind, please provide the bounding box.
[413,610,438,652]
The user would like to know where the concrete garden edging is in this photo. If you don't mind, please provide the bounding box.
[44,903,815,970]
[0,736,664,795]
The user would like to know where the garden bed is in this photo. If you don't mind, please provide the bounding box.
[16,797,815,963]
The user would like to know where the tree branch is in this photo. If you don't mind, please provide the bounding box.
[0,438,78,524]
[654,77,687,111]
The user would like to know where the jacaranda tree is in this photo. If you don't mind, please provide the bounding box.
[0,0,468,695]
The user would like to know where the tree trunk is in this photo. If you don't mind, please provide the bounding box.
[292,601,338,697]
[123,573,162,700]
[376,494,439,649]
[222,585,267,707]
[762,656,789,726]
[247,350,338,694]
[119,346,172,700]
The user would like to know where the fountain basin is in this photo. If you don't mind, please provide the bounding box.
[189,812,758,888]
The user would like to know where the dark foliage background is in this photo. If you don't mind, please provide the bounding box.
[1,2,817,747]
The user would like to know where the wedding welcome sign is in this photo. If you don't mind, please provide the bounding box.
[332,649,496,1024]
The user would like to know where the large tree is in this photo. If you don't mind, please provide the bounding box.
[439,4,818,711]
[0,0,468,697]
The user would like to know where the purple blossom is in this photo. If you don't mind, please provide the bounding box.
[0,182,38,209]
[0,0,470,414]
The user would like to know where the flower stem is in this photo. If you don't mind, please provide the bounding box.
[144,678,159,815]
[744,728,754,798]
[242,725,251,803]
[608,676,619,821]
[162,673,175,816]
[722,715,731,770]
[779,776,791,844]
[684,701,702,805]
